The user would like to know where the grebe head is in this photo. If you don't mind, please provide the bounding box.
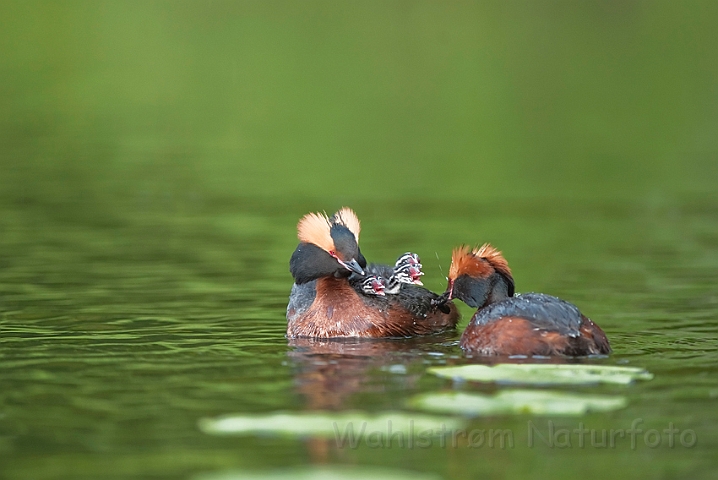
[394,252,424,285]
[359,275,386,296]
[289,207,367,284]
[394,262,424,286]
[445,243,514,308]
[384,263,424,294]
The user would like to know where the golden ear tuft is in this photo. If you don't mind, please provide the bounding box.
[449,245,479,280]
[448,243,511,280]
[297,211,333,252]
[474,243,512,279]
[332,207,361,243]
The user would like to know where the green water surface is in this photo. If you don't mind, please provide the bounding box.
[1,2,718,479]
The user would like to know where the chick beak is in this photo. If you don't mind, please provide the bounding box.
[338,258,365,275]
[409,266,424,286]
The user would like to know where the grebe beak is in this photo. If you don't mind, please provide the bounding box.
[431,291,451,313]
[338,258,365,275]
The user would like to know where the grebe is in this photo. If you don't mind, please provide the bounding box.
[287,208,459,338]
[435,244,610,356]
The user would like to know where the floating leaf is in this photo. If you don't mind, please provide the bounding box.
[409,390,627,416]
[427,364,653,385]
[199,411,463,438]
[194,466,443,480]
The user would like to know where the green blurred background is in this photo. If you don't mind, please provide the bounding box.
[2,2,718,480]
[2,0,717,208]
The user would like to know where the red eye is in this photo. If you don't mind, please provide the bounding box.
[329,250,336,257]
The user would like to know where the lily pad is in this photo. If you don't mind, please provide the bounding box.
[409,390,627,416]
[199,411,463,438]
[194,466,443,480]
[427,364,653,386]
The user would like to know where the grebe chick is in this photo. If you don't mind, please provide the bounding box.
[394,253,423,284]
[384,264,424,294]
[365,252,424,287]
[353,252,423,295]
[356,274,387,296]
[436,244,611,356]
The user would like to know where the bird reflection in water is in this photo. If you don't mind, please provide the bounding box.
[286,334,459,463]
